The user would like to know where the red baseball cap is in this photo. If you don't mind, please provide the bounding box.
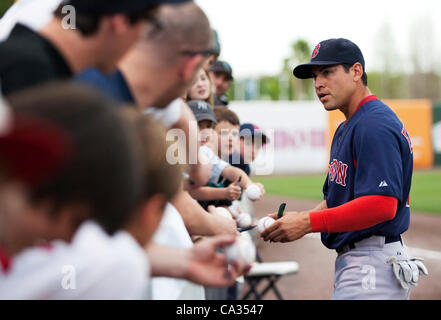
[0,102,72,185]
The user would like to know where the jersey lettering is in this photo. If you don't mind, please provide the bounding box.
[328,159,338,181]
[328,159,348,187]
[336,161,348,187]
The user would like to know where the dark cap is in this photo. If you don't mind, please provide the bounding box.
[211,29,221,57]
[210,61,233,81]
[293,38,365,79]
[187,100,217,124]
[61,0,192,14]
[240,123,269,144]
[0,109,72,185]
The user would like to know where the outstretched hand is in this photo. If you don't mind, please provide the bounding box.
[185,235,252,287]
[207,205,238,236]
[255,183,266,200]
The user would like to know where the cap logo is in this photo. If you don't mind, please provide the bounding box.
[197,101,208,110]
[312,44,321,59]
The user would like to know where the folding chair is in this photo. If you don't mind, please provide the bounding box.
[242,252,299,300]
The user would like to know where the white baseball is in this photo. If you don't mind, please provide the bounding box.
[215,207,233,219]
[236,212,252,228]
[225,236,256,267]
[246,184,261,201]
[257,217,275,233]
[228,204,240,219]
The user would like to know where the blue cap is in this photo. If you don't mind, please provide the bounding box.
[240,123,268,144]
[293,38,365,79]
[61,0,192,14]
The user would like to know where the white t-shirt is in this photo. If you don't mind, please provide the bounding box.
[199,145,230,185]
[0,221,150,299]
[145,99,204,300]
[149,203,205,300]
[143,98,182,128]
[0,0,61,42]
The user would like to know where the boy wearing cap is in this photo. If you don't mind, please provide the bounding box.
[209,60,233,107]
[261,38,427,299]
[235,123,269,176]
[187,100,245,206]
[0,0,190,96]
[186,100,265,206]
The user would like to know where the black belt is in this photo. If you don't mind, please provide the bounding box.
[336,235,402,254]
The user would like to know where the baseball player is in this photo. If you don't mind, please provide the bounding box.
[261,38,428,299]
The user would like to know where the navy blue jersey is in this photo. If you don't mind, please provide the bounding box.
[76,68,134,104]
[321,96,413,250]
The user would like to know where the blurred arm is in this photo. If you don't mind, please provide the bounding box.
[171,189,237,236]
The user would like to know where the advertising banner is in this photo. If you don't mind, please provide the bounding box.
[328,99,434,169]
[230,101,328,174]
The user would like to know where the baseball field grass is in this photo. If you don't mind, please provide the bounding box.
[254,169,441,215]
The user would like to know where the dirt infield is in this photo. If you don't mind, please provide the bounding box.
[242,195,441,300]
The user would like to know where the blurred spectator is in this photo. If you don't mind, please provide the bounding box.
[0,83,244,299]
[186,67,214,106]
[188,102,264,208]
[233,123,270,246]
[0,0,190,96]
[233,123,269,176]
[78,2,214,109]
[0,83,148,298]
[204,29,221,69]
[186,100,242,207]
[0,0,60,42]
[5,83,142,239]
[187,99,263,300]
[213,106,240,161]
[75,2,241,237]
[210,60,233,107]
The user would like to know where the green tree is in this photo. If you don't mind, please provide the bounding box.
[368,72,410,99]
[258,76,280,101]
[284,39,314,100]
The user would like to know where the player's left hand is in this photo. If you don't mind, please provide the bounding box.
[184,235,251,287]
[261,211,312,243]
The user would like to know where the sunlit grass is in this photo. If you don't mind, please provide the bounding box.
[254,170,441,215]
